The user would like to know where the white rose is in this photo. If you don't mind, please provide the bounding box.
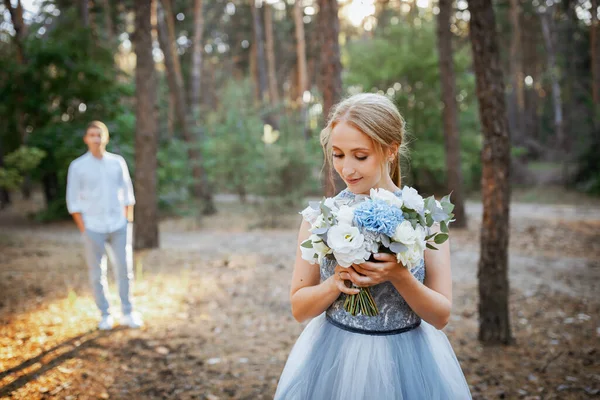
[370,188,403,208]
[327,224,369,267]
[392,220,417,245]
[401,186,425,213]
[335,205,355,226]
[396,244,424,270]
[300,206,321,225]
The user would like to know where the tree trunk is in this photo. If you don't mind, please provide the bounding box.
[3,0,27,64]
[592,0,599,108]
[467,0,513,345]
[318,0,343,196]
[80,0,89,27]
[133,0,159,250]
[102,0,114,42]
[158,0,214,212]
[294,0,310,140]
[436,0,467,228]
[508,0,525,145]
[318,0,342,122]
[189,0,204,118]
[539,8,564,153]
[264,4,279,105]
[251,0,268,102]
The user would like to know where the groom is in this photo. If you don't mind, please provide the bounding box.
[66,121,143,330]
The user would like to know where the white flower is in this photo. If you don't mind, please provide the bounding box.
[300,241,319,264]
[414,225,427,251]
[327,224,369,267]
[392,220,418,245]
[401,186,425,213]
[335,205,355,226]
[311,214,326,230]
[324,197,338,212]
[396,243,424,270]
[370,188,403,208]
[310,234,332,262]
[300,206,321,226]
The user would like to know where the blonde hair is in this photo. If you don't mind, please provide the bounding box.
[86,120,110,140]
[320,93,407,193]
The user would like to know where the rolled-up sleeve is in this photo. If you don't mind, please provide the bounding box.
[66,162,82,214]
[119,157,136,206]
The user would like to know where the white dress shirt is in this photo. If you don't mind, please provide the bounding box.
[66,151,135,234]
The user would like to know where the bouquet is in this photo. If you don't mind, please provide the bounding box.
[299,186,455,317]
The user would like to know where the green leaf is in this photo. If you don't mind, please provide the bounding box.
[440,220,449,233]
[434,233,449,244]
[300,240,313,248]
[426,243,439,250]
[425,213,433,226]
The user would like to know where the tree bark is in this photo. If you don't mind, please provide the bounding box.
[133,0,159,250]
[102,0,114,42]
[80,0,89,27]
[251,0,268,102]
[264,4,279,105]
[189,0,204,118]
[294,0,310,140]
[592,0,599,107]
[318,0,342,122]
[4,0,27,64]
[436,0,467,228]
[467,0,513,345]
[508,0,525,145]
[318,0,343,196]
[539,8,564,152]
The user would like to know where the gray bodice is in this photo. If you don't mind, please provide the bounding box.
[322,189,425,334]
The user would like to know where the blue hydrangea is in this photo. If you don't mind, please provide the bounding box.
[353,199,404,237]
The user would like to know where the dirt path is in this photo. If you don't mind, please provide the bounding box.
[0,199,599,399]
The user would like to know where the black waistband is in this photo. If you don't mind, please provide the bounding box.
[326,316,421,336]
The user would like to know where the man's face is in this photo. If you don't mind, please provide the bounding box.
[83,127,108,152]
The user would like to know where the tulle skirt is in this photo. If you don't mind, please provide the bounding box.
[275,314,472,400]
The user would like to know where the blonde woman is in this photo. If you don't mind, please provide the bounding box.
[275,94,471,399]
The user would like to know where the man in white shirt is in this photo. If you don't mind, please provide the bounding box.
[66,121,143,330]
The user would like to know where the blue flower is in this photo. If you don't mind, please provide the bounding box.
[353,199,404,237]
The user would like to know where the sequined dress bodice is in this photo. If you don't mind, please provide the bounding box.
[322,189,425,334]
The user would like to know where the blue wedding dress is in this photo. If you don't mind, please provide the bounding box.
[274,189,472,400]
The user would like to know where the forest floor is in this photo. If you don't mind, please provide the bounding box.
[0,188,599,400]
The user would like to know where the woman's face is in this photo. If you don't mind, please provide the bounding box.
[330,121,394,195]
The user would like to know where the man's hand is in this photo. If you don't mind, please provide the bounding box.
[71,212,86,233]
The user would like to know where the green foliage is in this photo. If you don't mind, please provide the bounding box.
[204,79,319,226]
[344,22,481,193]
[0,9,134,220]
[0,146,46,190]
[574,132,600,195]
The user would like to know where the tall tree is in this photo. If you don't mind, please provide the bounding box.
[294,0,310,140]
[264,3,279,106]
[318,0,343,196]
[189,0,204,118]
[318,0,342,122]
[102,0,114,43]
[592,0,599,109]
[251,0,268,102]
[508,0,525,145]
[80,0,89,27]
[133,0,159,250]
[158,0,214,213]
[539,6,564,151]
[468,0,513,345]
[436,0,467,228]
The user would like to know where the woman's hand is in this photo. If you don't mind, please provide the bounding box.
[331,264,361,295]
[346,253,412,287]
